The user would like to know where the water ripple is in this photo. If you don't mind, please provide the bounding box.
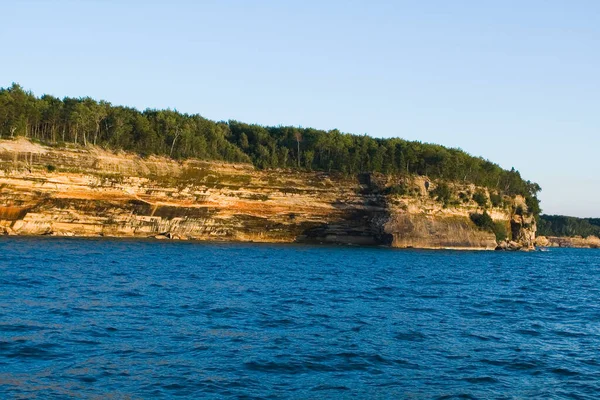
[0,237,599,398]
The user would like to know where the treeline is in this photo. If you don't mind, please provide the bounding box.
[0,83,540,208]
[538,215,600,238]
[0,84,249,163]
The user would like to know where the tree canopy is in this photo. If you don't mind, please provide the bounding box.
[538,215,600,238]
[0,83,541,211]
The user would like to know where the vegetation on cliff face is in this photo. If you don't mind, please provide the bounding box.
[538,215,600,238]
[470,211,508,242]
[0,138,537,247]
[0,83,540,212]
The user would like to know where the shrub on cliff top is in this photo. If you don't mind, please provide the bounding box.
[525,195,541,216]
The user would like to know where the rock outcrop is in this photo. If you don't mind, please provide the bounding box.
[0,139,536,250]
[510,214,537,250]
[536,235,600,249]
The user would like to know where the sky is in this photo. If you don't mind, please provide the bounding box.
[1,0,599,217]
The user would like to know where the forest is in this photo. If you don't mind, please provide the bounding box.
[538,215,600,238]
[0,83,541,211]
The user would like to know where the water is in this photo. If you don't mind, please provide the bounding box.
[1,238,599,399]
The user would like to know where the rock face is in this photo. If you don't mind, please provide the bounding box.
[384,213,498,250]
[511,214,537,250]
[534,235,550,247]
[537,235,600,249]
[0,139,535,250]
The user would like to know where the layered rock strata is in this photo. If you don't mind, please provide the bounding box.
[0,139,535,250]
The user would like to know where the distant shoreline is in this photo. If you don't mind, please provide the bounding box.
[536,235,600,249]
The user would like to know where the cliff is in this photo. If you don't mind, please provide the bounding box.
[0,139,535,250]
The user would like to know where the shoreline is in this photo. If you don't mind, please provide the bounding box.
[2,233,598,251]
[0,231,509,252]
[0,231,496,251]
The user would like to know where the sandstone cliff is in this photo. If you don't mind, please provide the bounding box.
[0,139,535,250]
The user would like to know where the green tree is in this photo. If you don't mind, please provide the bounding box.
[0,83,542,215]
[473,190,488,208]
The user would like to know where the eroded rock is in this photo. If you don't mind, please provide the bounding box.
[0,139,538,250]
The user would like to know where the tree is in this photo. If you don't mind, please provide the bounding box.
[239,132,249,149]
[293,129,302,168]
[304,150,314,170]
[0,83,541,215]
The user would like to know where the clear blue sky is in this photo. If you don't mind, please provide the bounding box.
[2,1,599,217]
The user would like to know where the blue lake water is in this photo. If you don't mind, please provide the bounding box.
[1,238,599,399]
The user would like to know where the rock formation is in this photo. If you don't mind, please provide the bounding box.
[536,235,600,249]
[0,139,536,250]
